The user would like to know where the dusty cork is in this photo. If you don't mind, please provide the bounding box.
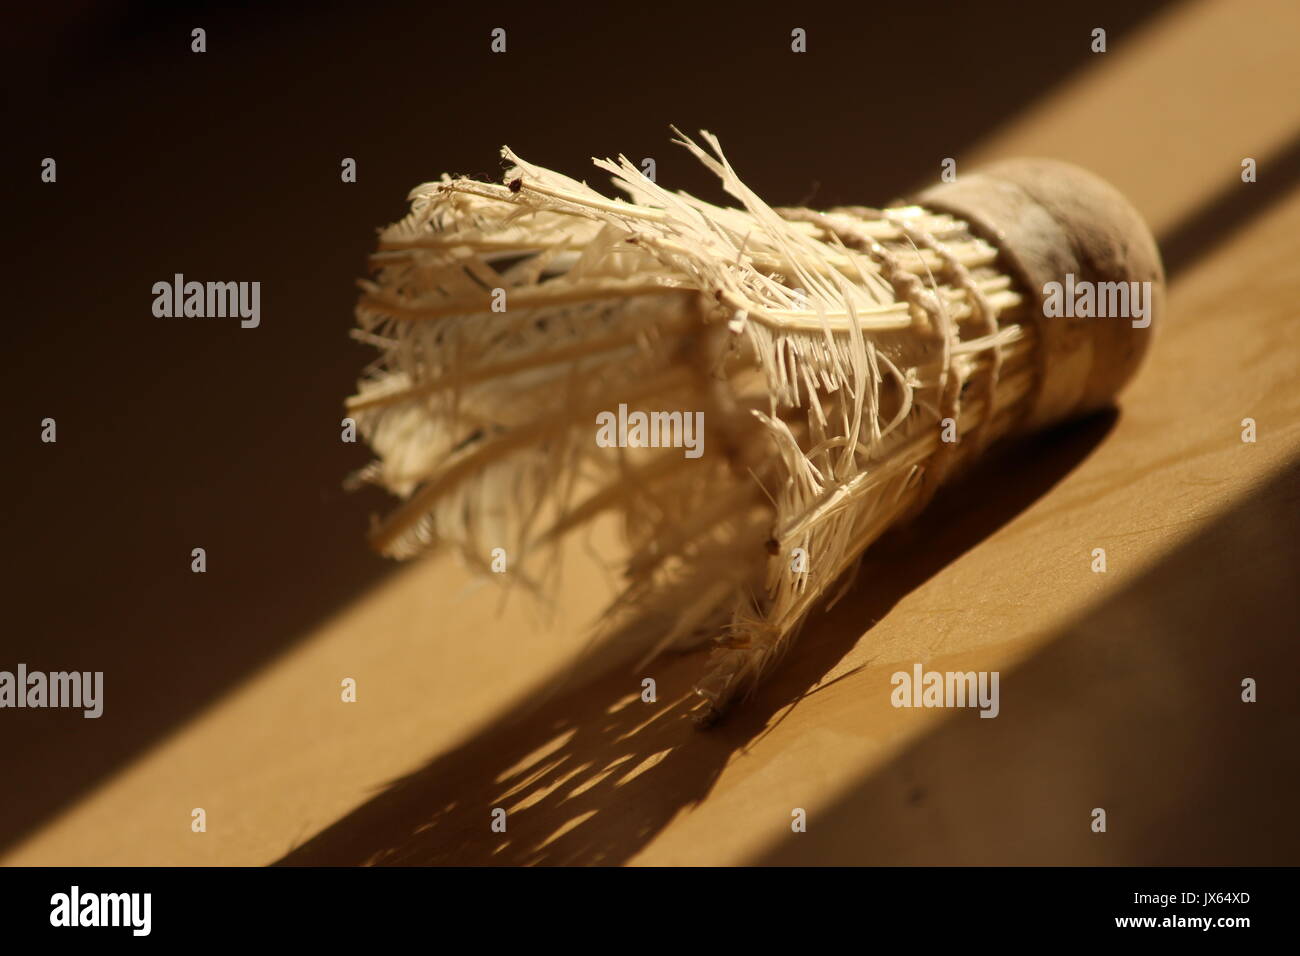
[913,159,1165,432]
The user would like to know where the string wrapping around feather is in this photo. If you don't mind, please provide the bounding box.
[346,129,1162,721]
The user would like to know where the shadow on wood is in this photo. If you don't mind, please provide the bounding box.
[753,456,1300,865]
[276,413,1118,865]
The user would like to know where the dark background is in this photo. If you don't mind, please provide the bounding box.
[1,0,1178,854]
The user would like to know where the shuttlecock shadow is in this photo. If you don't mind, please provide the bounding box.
[275,411,1118,865]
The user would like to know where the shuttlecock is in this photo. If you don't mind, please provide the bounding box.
[346,129,1163,722]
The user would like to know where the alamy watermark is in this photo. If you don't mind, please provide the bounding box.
[890,663,999,718]
[0,664,103,718]
[152,273,260,328]
[50,886,150,936]
[595,403,704,459]
[1042,273,1152,328]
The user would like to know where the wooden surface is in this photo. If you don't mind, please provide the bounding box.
[5,0,1298,866]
